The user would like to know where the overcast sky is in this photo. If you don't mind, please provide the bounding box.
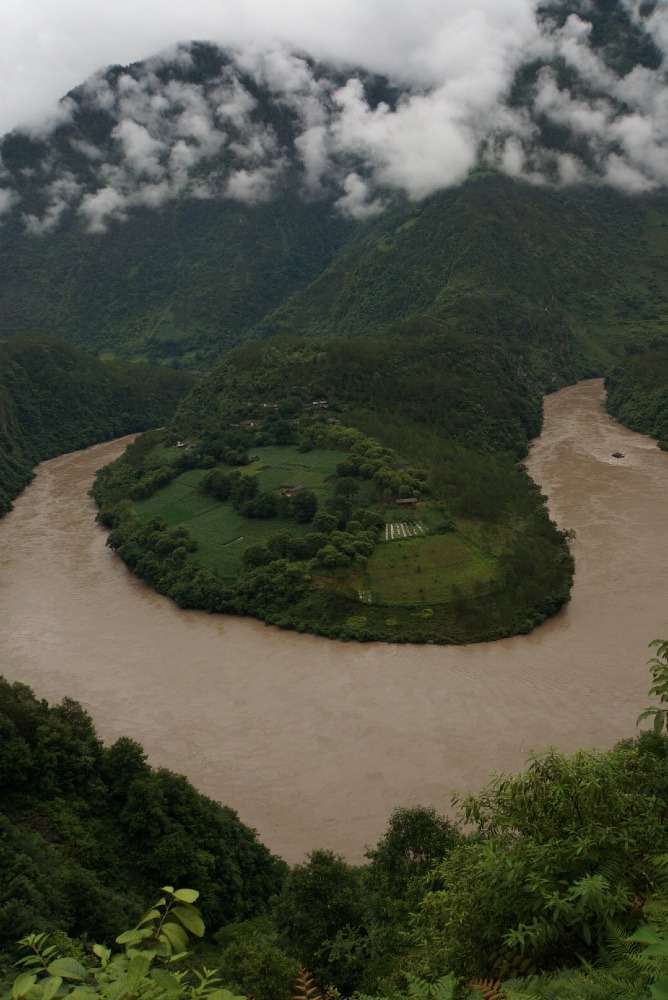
[0,0,540,136]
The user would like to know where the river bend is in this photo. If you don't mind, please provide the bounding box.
[1,379,666,861]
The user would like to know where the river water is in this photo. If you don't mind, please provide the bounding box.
[1,380,667,862]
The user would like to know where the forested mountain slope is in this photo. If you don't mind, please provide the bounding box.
[0,194,352,369]
[0,336,193,515]
[0,676,285,962]
[606,346,668,447]
[255,176,668,388]
[0,0,664,376]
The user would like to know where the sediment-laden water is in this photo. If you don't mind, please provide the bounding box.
[1,379,666,861]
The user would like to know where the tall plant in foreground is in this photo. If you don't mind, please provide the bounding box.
[5,887,244,1000]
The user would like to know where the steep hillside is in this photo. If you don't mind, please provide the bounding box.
[0,193,352,369]
[0,676,285,959]
[0,335,193,515]
[606,346,668,445]
[255,175,668,387]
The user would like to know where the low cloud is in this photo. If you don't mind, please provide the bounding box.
[335,172,386,219]
[0,0,665,233]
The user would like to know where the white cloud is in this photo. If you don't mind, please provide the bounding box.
[0,188,16,216]
[112,119,165,179]
[23,170,81,232]
[329,79,477,199]
[334,171,385,219]
[0,0,539,137]
[604,153,658,193]
[0,1,665,229]
[79,185,129,231]
[226,163,285,203]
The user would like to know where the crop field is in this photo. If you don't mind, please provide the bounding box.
[243,445,348,490]
[135,446,346,577]
[365,533,496,604]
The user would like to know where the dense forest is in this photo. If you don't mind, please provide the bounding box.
[0,196,352,369]
[4,641,668,1000]
[605,348,668,449]
[91,326,573,643]
[0,336,193,517]
[254,178,668,389]
[0,676,284,965]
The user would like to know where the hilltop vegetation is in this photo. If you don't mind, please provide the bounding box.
[0,196,351,369]
[0,335,193,516]
[92,327,573,643]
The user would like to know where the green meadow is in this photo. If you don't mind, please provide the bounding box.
[366,532,496,604]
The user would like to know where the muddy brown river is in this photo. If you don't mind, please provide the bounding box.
[1,380,667,862]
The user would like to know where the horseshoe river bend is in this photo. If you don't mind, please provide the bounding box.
[1,379,667,862]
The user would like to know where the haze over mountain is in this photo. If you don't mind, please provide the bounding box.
[0,0,665,373]
[1,0,666,233]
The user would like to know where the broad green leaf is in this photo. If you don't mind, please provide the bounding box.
[127,955,151,994]
[171,889,199,904]
[161,886,175,895]
[40,977,62,1000]
[643,942,668,958]
[207,991,246,1000]
[650,980,668,1000]
[150,969,180,993]
[154,940,171,960]
[171,905,204,937]
[126,947,157,964]
[160,922,188,954]
[67,988,98,1000]
[12,973,36,998]
[116,930,144,946]
[46,958,87,982]
[630,926,663,944]
[136,908,162,927]
[92,945,111,964]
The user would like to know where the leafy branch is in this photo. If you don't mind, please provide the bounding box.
[637,640,668,735]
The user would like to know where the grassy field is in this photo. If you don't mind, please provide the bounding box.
[365,532,496,604]
[135,445,347,578]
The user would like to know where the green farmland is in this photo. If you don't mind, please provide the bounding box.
[366,533,496,605]
[135,445,347,578]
